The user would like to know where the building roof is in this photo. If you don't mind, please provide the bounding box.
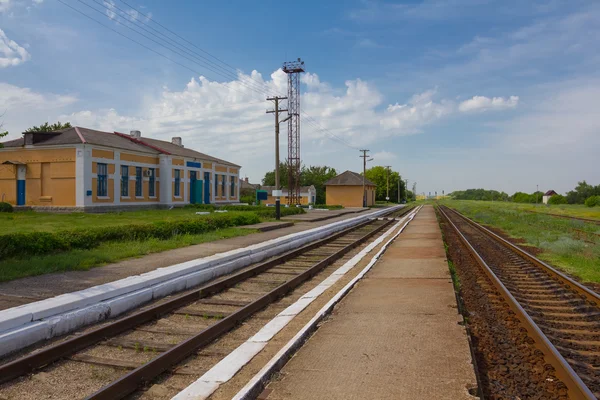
[324,170,376,187]
[544,190,558,196]
[261,185,316,194]
[0,127,239,166]
[239,179,260,190]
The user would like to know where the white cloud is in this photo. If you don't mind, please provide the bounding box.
[458,95,519,112]
[104,0,116,20]
[0,0,11,13]
[371,151,397,162]
[0,29,30,67]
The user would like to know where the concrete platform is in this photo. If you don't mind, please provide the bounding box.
[263,206,477,400]
[0,209,384,312]
[241,222,294,232]
[281,207,368,222]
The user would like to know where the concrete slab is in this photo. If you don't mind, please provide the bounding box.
[264,206,476,400]
[242,222,294,232]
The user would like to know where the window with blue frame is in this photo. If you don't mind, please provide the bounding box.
[214,174,219,196]
[221,175,226,196]
[121,165,129,197]
[174,169,181,197]
[230,176,235,197]
[97,163,108,197]
[149,168,155,197]
[135,167,142,197]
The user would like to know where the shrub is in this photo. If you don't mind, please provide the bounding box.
[0,202,13,213]
[584,195,600,207]
[547,194,567,205]
[0,212,260,259]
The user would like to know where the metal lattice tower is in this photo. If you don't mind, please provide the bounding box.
[283,58,305,205]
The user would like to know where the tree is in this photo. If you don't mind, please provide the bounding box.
[566,181,600,204]
[364,166,405,203]
[548,194,567,205]
[262,163,337,204]
[300,165,337,204]
[25,121,72,132]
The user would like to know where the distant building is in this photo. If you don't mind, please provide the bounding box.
[261,185,317,205]
[324,170,376,207]
[543,190,558,204]
[0,127,240,211]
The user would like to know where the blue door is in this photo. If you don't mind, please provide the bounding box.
[189,171,197,204]
[204,172,210,204]
[17,180,25,206]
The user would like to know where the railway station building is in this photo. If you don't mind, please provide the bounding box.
[0,127,240,211]
[325,170,376,207]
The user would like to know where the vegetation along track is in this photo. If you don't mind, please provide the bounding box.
[0,206,413,400]
[439,205,600,400]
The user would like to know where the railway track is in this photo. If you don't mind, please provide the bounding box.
[439,205,600,400]
[0,206,413,400]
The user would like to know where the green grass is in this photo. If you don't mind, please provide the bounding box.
[0,227,255,282]
[442,200,600,283]
[488,201,600,220]
[0,208,241,234]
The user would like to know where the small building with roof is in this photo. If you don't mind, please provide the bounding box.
[0,127,240,211]
[324,170,376,207]
[260,185,317,205]
[543,190,558,204]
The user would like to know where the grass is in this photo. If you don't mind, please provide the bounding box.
[0,208,249,234]
[442,200,600,283]
[0,227,255,282]
[488,201,600,221]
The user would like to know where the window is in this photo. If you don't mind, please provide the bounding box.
[230,176,235,197]
[222,175,226,197]
[214,174,219,197]
[135,167,142,197]
[97,163,108,197]
[121,165,129,197]
[149,168,155,197]
[174,169,181,197]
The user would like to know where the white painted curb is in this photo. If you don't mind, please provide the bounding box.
[0,206,402,357]
[172,206,421,400]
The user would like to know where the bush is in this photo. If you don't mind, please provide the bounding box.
[0,202,13,213]
[0,212,260,259]
[547,194,567,205]
[584,195,600,207]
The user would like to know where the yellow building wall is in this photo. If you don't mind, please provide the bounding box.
[120,153,159,165]
[265,195,310,205]
[92,149,114,159]
[172,158,184,166]
[0,148,76,206]
[326,185,375,207]
[215,165,227,173]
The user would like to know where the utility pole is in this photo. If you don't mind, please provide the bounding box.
[536,184,539,205]
[360,150,370,207]
[267,96,289,220]
[283,59,305,205]
[405,179,409,202]
[385,166,391,203]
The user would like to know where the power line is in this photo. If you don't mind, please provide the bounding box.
[90,0,273,96]
[116,0,278,96]
[75,0,271,98]
[57,0,265,103]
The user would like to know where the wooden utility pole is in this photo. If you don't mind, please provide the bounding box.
[360,149,370,207]
[267,96,288,220]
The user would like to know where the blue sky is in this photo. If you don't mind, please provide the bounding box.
[1,0,599,196]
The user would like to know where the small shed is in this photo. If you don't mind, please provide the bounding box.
[543,190,558,204]
[324,170,376,207]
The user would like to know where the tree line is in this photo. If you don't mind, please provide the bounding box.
[449,181,600,206]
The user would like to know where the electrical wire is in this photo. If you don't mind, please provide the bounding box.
[75,0,271,98]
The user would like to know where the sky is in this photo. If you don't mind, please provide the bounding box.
[1,0,599,196]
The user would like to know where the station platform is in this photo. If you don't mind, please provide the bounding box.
[0,208,385,311]
[262,206,477,400]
